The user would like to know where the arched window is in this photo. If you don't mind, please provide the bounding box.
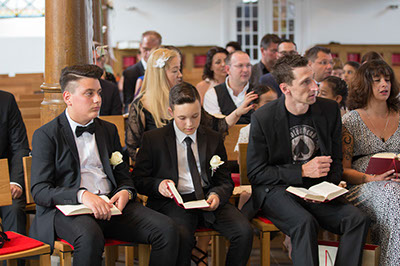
[0,0,44,18]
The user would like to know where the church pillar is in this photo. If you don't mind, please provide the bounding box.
[40,0,90,124]
[92,0,103,44]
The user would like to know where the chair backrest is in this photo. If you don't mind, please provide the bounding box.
[0,159,12,207]
[238,143,250,185]
[99,115,126,147]
[224,124,246,161]
[22,156,34,204]
[23,118,41,149]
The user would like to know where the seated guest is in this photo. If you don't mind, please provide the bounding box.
[133,82,253,266]
[249,34,280,88]
[196,47,228,104]
[126,48,256,161]
[304,46,333,85]
[342,59,400,266]
[234,85,278,152]
[203,51,255,124]
[259,39,297,97]
[343,61,360,87]
[225,41,242,54]
[361,51,384,64]
[0,90,30,236]
[319,76,348,116]
[246,54,370,265]
[331,58,344,79]
[122,31,162,112]
[30,64,179,265]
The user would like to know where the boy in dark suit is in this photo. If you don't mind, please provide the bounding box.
[246,54,370,266]
[133,82,253,266]
[30,64,178,265]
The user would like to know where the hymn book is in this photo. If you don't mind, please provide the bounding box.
[286,181,348,202]
[365,152,400,175]
[167,182,210,209]
[56,195,122,216]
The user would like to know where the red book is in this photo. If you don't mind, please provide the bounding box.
[365,152,400,175]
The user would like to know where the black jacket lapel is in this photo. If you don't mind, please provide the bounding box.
[59,112,81,171]
[275,97,292,162]
[165,123,179,184]
[197,126,210,185]
[310,102,329,155]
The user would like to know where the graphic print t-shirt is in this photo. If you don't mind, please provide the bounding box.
[287,109,320,164]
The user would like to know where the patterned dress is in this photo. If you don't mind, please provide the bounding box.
[343,110,400,266]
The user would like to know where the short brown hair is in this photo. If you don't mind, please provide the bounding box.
[304,46,331,62]
[260,34,280,49]
[169,82,200,110]
[347,60,400,111]
[141,31,162,45]
[60,64,103,93]
[271,54,309,86]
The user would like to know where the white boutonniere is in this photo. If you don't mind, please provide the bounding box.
[210,155,224,176]
[109,151,123,169]
[153,52,170,68]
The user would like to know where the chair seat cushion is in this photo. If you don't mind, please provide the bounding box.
[58,238,131,250]
[256,216,273,224]
[231,173,240,187]
[0,231,44,255]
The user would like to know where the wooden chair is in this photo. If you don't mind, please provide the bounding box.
[23,118,41,149]
[100,115,126,147]
[0,159,51,266]
[237,143,281,266]
[224,124,246,161]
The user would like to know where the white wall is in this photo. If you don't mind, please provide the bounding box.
[109,0,226,48]
[298,0,400,53]
[0,17,45,75]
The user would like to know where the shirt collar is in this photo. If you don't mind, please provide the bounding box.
[225,76,249,96]
[141,58,147,70]
[173,120,197,144]
[65,109,94,137]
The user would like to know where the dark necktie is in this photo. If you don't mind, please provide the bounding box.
[184,137,204,200]
[75,123,95,138]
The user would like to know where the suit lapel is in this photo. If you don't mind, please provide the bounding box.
[274,97,292,162]
[310,101,329,155]
[165,123,179,184]
[94,119,117,188]
[59,112,80,168]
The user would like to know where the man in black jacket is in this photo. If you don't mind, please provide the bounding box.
[247,54,370,266]
[0,90,30,235]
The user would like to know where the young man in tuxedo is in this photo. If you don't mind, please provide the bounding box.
[133,82,253,266]
[246,54,370,266]
[30,64,178,265]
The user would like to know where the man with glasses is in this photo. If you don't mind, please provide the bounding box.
[259,39,298,97]
[203,51,253,124]
[305,46,333,86]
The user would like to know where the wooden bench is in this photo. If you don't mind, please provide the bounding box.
[224,124,246,162]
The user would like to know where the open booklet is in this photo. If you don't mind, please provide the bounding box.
[365,152,400,175]
[56,195,122,216]
[286,181,348,202]
[167,182,210,209]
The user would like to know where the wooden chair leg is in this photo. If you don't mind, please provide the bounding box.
[6,260,18,266]
[138,244,150,266]
[260,231,271,266]
[213,235,226,266]
[105,246,118,266]
[39,254,51,266]
[124,246,135,266]
[59,251,72,266]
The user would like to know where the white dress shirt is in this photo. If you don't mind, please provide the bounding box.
[203,76,249,115]
[173,121,205,194]
[141,58,147,70]
[65,110,112,203]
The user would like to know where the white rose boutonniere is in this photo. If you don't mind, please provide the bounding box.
[110,151,123,169]
[210,155,224,175]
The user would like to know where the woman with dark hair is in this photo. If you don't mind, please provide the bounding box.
[196,47,229,104]
[225,41,242,54]
[342,59,400,265]
[361,51,383,64]
[343,61,360,87]
[319,76,348,116]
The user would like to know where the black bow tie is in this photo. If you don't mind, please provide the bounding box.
[75,123,95,137]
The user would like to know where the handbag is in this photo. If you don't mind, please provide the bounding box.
[0,223,10,248]
[318,240,380,266]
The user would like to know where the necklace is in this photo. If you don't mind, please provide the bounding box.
[365,109,390,142]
